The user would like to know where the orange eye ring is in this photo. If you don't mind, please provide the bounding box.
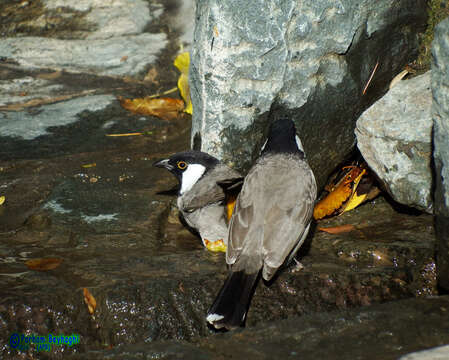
[177,161,187,170]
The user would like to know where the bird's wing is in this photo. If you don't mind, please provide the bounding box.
[227,155,316,280]
[181,165,241,211]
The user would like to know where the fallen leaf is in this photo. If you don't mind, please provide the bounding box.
[26,258,63,271]
[340,170,380,215]
[0,196,5,205]
[314,166,363,220]
[318,224,355,234]
[338,169,366,214]
[120,55,128,62]
[314,163,380,220]
[82,163,96,168]
[205,239,226,253]
[173,52,192,114]
[389,69,409,89]
[118,96,184,121]
[83,288,97,314]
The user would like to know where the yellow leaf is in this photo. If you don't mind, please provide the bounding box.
[82,163,96,168]
[338,169,366,214]
[26,258,63,271]
[0,196,5,205]
[83,288,97,314]
[204,239,227,253]
[174,52,192,114]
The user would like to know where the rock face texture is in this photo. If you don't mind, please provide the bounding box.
[355,72,432,213]
[432,18,449,292]
[190,0,427,188]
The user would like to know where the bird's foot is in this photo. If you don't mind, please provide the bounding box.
[290,258,304,273]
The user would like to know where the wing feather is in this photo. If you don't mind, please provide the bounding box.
[226,154,317,281]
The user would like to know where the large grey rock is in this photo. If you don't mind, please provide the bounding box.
[190,0,427,187]
[432,18,449,292]
[355,72,432,213]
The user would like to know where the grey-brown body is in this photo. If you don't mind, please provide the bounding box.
[227,152,316,279]
[178,164,241,246]
[206,117,317,330]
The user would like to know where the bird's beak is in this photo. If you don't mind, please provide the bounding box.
[153,159,174,171]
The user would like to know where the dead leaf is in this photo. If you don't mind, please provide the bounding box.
[26,258,63,271]
[339,173,380,214]
[173,52,192,114]
[118,96,184,121]
[389,69,409,89]
[82,163,96,168]
[314,163,380,220]
[314,166,363,220]
[83,288,97,314]
[205,239,227,253]
[0,196,5,205]
[120,55,128,62]
[318,224,355,234]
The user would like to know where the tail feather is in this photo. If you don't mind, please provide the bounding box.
[206,271,259,330]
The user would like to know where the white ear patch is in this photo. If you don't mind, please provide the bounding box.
[295,135,304,152]
[180,164,206,194]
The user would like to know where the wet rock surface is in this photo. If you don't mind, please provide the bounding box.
[0,0,445,359]
[72,296,449,359]
[356,72,433,213]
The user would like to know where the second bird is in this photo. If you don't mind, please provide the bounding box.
[206,117,317,330]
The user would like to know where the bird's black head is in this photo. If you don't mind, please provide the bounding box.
[153,151,220,194]
[261,118,304,157]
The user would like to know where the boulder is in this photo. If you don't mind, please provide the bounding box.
[432,18,449,291]
[190,0,427,189]
[355,72,432,213]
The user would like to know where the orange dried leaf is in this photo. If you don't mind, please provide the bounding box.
[205,239,227,253]
[313,166,364,220]
[118,96,184,121]
[83,288,97,314]
[26,258,63,271]
[318,224,355,234]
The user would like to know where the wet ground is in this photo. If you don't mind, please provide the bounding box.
[0,0,447,359]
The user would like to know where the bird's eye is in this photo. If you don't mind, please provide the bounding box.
[177,161,187,170]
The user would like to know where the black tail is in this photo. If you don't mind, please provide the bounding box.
[206,270,259,330]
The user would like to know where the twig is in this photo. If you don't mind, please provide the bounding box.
[362,61,379,95]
